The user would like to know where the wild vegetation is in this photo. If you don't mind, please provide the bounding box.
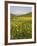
[10,12,32,39]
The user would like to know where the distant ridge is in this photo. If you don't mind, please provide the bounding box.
[10,12,32,17]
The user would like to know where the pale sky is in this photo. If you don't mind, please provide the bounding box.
[10,6,32,15]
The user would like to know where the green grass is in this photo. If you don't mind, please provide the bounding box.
[10,12,32,39]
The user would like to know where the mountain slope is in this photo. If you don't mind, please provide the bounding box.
[10,12,32,17]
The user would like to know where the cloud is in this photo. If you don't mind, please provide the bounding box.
[10,6,32,15]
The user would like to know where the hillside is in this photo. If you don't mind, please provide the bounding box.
[10,12,32,17]
[10,12,32,39]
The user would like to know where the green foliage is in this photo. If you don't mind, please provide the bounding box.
[10,12,32,39]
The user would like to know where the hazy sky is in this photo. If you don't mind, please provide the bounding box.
[10,6,32,15]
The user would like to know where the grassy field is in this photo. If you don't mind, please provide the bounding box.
[10,12,32,39]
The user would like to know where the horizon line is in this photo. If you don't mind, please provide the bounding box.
[10,12,32,15]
